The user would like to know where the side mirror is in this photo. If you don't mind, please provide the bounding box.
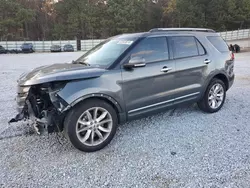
[123,57,146,69]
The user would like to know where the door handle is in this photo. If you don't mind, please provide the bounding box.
[161,66,172,72]
[204,59,211,64]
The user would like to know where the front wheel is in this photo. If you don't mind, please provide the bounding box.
[64,99,118,152]
[198,79,226,113]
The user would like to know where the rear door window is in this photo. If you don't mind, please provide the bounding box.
[207,36,229,52]
[130,37,169,63]
[171,36,199,59]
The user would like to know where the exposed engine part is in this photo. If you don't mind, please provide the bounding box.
[9,83,68,134]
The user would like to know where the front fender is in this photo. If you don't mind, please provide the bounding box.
[57,78,125,113]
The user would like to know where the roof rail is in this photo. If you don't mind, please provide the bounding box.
[149,28,216,33]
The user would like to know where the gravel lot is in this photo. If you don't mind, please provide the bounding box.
[0,52,250,188]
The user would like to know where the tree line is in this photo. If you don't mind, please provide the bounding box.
[1,0,250,41]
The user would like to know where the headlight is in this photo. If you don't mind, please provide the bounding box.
[17,86,30,94]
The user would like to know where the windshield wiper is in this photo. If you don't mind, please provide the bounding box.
[72,60,90,66]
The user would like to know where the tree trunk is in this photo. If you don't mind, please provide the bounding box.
[25,21,29,39]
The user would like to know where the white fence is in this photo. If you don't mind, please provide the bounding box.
[81,39,104,51]
[219,29,250,41]
[0,40,76,52]
[0,40,105,52]
[0,29,249,52]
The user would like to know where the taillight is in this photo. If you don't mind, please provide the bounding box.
[230,52,235,60]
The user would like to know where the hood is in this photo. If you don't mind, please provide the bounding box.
[18,63,106,86]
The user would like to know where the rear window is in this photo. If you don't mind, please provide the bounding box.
[171,36,199,59]
[207,36,229,52]
[22,43,32,47]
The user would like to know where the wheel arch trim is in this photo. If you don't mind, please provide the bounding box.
[201,71,229,98]
[62,93,123,113]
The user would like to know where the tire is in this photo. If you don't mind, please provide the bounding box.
[64,99,118,152]
[197,79,226,113]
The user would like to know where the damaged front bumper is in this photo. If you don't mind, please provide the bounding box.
[9,86,30,123]
[9,99,43,134]
[9,85,68,134]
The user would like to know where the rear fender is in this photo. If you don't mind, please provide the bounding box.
[200,70,229,99]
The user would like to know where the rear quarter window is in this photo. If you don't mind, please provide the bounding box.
[207,36,229,52]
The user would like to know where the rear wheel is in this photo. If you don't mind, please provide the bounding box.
[198,79,226,113]
[64,99,118,152]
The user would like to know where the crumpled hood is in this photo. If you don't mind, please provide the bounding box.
[18,63,106,86]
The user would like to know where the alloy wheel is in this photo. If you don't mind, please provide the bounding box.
[208,83,225,109]
[76,107,113,146]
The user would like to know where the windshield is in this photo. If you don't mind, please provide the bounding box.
[76,37,136,66]
[22,43,32,47]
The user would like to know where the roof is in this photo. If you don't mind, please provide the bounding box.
[115,32,148,39]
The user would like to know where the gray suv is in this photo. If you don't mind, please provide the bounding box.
[10,28,235,152]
